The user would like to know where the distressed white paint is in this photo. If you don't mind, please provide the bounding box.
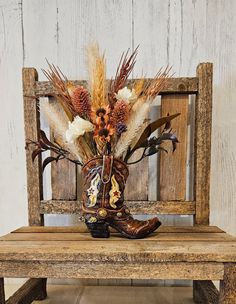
[0,0,236,287]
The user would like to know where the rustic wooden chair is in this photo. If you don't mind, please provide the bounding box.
[0,63,236,304]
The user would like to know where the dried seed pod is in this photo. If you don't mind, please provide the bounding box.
[70,86,92,119]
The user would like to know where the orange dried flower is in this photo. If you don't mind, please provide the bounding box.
[94,124,114,143]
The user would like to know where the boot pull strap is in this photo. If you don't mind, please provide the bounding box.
[101,155,114,184]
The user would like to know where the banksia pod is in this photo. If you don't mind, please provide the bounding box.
[111,100,129,135]
[70,86,92,119]
[112,101,129,124]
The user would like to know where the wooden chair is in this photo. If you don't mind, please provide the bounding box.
[0,63,236,304]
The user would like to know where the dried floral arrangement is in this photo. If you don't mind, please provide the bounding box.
[29,45,179,169]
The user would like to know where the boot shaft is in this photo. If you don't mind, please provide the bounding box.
[82,156,129,221]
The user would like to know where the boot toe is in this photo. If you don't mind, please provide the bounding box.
[147,217,162,233]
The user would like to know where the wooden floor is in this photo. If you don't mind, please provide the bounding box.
[5,285,194,304]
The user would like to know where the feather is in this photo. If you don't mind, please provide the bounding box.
[117,67,172,156]
[114,101,150,158]
[40,101,86,163]
[41,100,68,143]
[42,62,75,121]
[87,44,107,110]
[109,47,138,107]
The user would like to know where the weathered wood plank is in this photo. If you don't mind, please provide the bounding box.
[1,232,234,242]
[6,278,47,304]
[35,78,198,97]
[193,280,219,304]
[0,261,223,280]
[49,97,77,200]
[219,263,236,304]
[0,278,5,304]
[0,241,236,263]
[23,68,44,226]
[160,94,189,200]
[39,200,195,215]
[51,158,77,200]
[10,225,224,234]
[125,152,148,201]
[194,63,213,225]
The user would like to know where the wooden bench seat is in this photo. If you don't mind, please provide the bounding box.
[1,225,236,282]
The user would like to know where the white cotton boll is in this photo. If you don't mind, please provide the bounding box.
[65,116,94,143]
[115,86,137,104]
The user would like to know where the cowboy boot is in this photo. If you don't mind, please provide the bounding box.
[82,155,161,239]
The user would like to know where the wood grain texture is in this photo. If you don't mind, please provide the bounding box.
[0,237,236,263]
[124,153,148,201]
[160,94,189,200]
[49,97,77,201]
[39,200,196,215]
[0,278,5,304]
[6,278,47,304]
[194,63,213,225]
[219,263,236,304]
[23,68,44,226]
[0,261,224,280]
[193,280,219,304]
[0,0,27,238]
[2,232,234,242]
[11,225,224,234]
[35,78,198,97]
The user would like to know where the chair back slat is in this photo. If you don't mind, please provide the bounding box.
[159,94,189,201]
[35,78,198,97]
[124,156,148,200]
[49,97,77,200]
[22,63,213,225]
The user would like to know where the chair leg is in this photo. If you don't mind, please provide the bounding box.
[35,278,47,301]
[219,263,236,304]
[0,278,5,304]
[6,278,47,304]
[193,280,219,303]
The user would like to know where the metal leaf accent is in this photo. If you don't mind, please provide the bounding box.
[126,131,179,165]
[26,129,83,170]
[132,113,180,151]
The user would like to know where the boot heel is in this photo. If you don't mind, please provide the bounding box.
[86,221,110,238]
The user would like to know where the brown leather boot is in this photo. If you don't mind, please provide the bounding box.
[82,155,161,239]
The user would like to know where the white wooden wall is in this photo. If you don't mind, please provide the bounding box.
[1,0,236,286]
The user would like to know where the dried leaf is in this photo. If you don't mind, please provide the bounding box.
[32,148,42,162]
[40,130,59,149]
[42,156,57,171]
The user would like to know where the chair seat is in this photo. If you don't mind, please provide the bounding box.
[1,225,236,281]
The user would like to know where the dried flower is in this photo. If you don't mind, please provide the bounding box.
[68,85,91,119]
[116,122,127,135]
[94,124,114,143]
[115,87,137,104]
[66,116,94,143]
[94,107,109,128]
[111,100,129,129]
